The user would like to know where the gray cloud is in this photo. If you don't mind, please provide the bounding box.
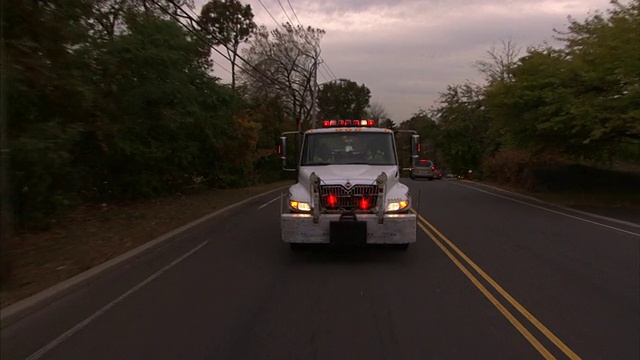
[196,0,612,121]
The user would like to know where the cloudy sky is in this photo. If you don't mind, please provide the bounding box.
[193,0,613,122]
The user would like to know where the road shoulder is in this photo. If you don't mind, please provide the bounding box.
[457,180,640,228]
[1,181,292,326]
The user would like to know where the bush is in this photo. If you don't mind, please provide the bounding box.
[480,150,567,191]
[481,150,640,195]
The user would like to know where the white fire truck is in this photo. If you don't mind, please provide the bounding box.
[279,119,420,250]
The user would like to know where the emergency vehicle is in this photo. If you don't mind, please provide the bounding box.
[279,119,420,250]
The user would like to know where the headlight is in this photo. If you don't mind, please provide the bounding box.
[385,200,409,212]
[290,200,311,212]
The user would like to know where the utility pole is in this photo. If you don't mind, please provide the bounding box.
[311,58,318,129]
[0,10,12,284]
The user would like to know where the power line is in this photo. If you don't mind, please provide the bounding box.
[153,1,232,75]
[276,0,336,127]
[317,65,330,82]
[183,5,233,75]
[257,0,329,83]
[153,0,287,89]
[322,62,338,80]
[155,0,323,126]
[286,0,303,25]
[283,0,337,81]
[276,0,295,26]
[257,0,284,31]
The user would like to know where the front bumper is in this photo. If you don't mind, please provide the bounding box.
[281,213,416,244]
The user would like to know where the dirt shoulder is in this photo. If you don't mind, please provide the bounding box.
[1,180,293,309]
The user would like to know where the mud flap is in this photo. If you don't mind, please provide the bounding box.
[330,213,367,246]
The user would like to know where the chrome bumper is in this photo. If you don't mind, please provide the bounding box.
[281,213,417,244]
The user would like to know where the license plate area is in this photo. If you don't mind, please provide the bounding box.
[330,221,367,245]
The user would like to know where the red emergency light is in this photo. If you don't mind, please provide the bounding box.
[359,197,371,210]
[327,193,338,207]
[322,119,376,127]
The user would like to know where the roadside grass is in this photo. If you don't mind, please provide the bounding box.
[1,180,292,309]
[478,159,640,217]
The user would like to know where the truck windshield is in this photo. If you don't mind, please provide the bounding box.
[301,132,397,166]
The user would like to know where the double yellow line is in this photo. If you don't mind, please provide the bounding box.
[412,209,581,360]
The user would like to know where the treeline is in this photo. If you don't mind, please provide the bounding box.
[399,0,640,183]
[3,0,294,227]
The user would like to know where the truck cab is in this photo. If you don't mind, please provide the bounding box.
[279,120,419,250]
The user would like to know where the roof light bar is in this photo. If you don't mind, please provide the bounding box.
[321,119,376,128]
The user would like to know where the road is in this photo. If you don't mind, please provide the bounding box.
[2,179,639,359]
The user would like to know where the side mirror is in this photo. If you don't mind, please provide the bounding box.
[279,132,299,172]
[411,134,420,158]
[395,130,420,172]
[279,136,287,168]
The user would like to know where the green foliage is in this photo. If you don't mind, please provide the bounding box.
[481,150,640,201]
[243,96,291,182]
[317,79,372,120]
[200,0,256,47]
[484,48,580,153]
[77,14,235,197]
[560,0,640,146]
[398,110,439,167]
[4,0,93,224]
[431,83,499,174]
[480,150,567,190]
[200,0,256,88]
[5,2,282,229]
[379,118,398,131]
[483,0,640,161]
[418,0,640,180]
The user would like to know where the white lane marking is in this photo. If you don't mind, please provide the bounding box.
[463,180,640,228]
[258,195,283,210]
[26,240,210,360]
[457,183,640,238]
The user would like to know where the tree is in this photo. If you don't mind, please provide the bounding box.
[240,23,324,128]
[367,101,388,122]
[484,47,577,154]
[200,0,256,89]
[432,83,496,173]
[473,38,521,84]
[366,101,396,129]
[90,0,195,40]
[483,0,640,161]
[398,110,439,164]
[4,0,94,223]
[4,2,255,227]
[317,79,371,120]
[379,118,397,130]
[82,13,256,195]
[557,0,640,147]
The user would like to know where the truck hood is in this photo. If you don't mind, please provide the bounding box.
[298,165,399,188]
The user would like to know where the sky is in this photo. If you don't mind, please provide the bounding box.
[193,0,613,122]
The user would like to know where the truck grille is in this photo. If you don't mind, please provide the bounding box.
[319,184,379,210]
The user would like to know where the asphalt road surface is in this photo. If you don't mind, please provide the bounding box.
[2,179,639,359]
